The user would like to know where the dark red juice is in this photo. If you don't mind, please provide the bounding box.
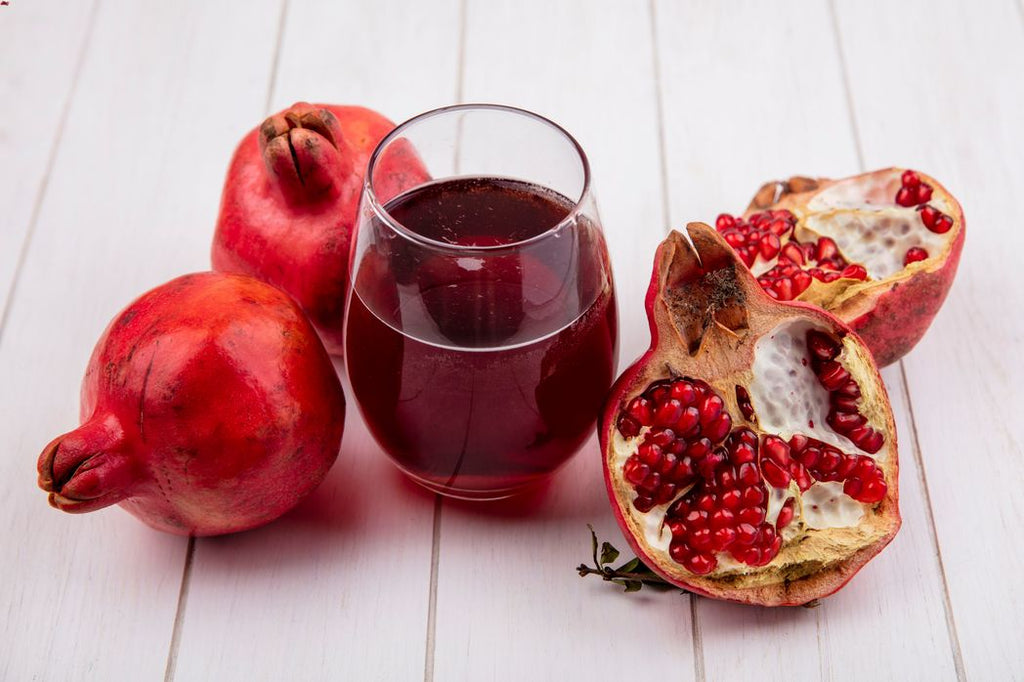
[346,177,617,498]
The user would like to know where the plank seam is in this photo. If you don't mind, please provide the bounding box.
[423,495,443,682]
[264,0,290,114]
[162,537,196,682]
[898,364,967,681]
[0,0,102,343]
[827,0,865,172]
[648,0,672,235]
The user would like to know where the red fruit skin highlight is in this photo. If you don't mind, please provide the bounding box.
[36,272,345,536]
[211,102,430,354]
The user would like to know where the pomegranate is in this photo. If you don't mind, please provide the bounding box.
[211,102,429,354]
[714,168,964,366]
[36,272,345,536]
[600,224,900,606]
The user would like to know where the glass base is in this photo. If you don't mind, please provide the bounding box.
[391,461,549,501]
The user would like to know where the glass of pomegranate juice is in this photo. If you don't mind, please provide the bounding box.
[345,104,618,500]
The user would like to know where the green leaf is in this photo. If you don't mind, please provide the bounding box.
[617,558,641,573]
[600,542,620,566]
[623,580,643,593]
[588,525,599,567]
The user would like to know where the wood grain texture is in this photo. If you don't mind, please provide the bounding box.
[170,1,460,679]
[655,1,958,679]
[0,0,96,325]
[0,0,282,678]
[431,2,695,681]
[835,0,1024,678]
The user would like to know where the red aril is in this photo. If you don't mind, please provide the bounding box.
[714,168,964,366]
[601,224,900,606]
[36,273,345,536]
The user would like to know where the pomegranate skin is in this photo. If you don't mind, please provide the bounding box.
[36,272,345,537]
[211,102,429,355]
[600,225,900,606]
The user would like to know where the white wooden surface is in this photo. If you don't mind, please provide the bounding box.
[1,1,1021,680]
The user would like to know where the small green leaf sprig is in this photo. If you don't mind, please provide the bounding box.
[576,525,681,593]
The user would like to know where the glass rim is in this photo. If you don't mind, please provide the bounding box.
[363,103,592,253]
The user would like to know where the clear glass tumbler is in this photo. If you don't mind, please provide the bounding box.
[345,104,618,500]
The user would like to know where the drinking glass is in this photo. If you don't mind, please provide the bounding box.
[345,104,618,500]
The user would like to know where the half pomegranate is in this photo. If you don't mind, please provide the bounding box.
[600,224,900,606]
[715,168,964,366]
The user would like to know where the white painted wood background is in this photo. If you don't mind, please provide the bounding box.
[1,0,1021,679]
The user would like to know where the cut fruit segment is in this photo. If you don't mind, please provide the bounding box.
[713,168,965,366]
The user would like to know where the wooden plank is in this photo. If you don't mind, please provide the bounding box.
[0,0,96,324]
[0,1,283,679]
[430,2,694,680]
[655,0,957,678]
[834,0,1024,677]
[170,1,461,679]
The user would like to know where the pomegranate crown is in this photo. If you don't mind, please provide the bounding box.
[257,102,353,204]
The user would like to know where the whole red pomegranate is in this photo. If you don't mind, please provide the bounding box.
[36,272,345,536]
[211,102,429,354]
[600,224,900,606]
[714,168,964,366]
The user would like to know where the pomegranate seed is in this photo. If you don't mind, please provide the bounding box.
[735,523,758,545]
[836,379,861,398]
[627,396,654,425]
[655,484,678,505]
[831,393,860,413]
[776,498,795,530]
[720,489,742,510]
[792,270,812,295]
[858,478,887,503]
[817,448,841,473]
[816,237,839,261]
[699,394,724,426]
[790,462,813,491]
[836,455,859,479]
[711,508,736,529]
[696,494,716,512]
[634,497,655,512]
[795,446,821,468]
[817,361,851,391]
[762,435,792,467]
[685,553,716,575]
[731,442,756,465]
[637,442,661,465]
[895,186,917,207]
[904,247,928,265]
[669,541,688,563]
[827,409,867,434]
[741,486,765,506]
[739,506,764,526]
[773,278,794,301]
[712,527,737,551]
[915,183,933,204]
[840,264,868,280]
[901,170,920,187]
[738,462,760,486]
[716,214,737,231]
[789,434,809,453]
[760,233,781,260]
[704,414,732,442]
[671,380,697,405]
[654,399,683,427]
[849,426,884,454]
[724,231,745,247]
[675,406,700,434]
[761,459,791,488]
[624,459,649,484]
[933,214,953,234]
[617,415,640,437]
[779,242,804,265]
[736,385,755,421]
[689,528,713,551]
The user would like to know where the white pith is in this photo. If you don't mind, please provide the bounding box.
[610,319,885,576]
[749,171,955,280]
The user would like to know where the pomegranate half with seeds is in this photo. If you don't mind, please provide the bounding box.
[600,224,900,606]
[715,168,964,366]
